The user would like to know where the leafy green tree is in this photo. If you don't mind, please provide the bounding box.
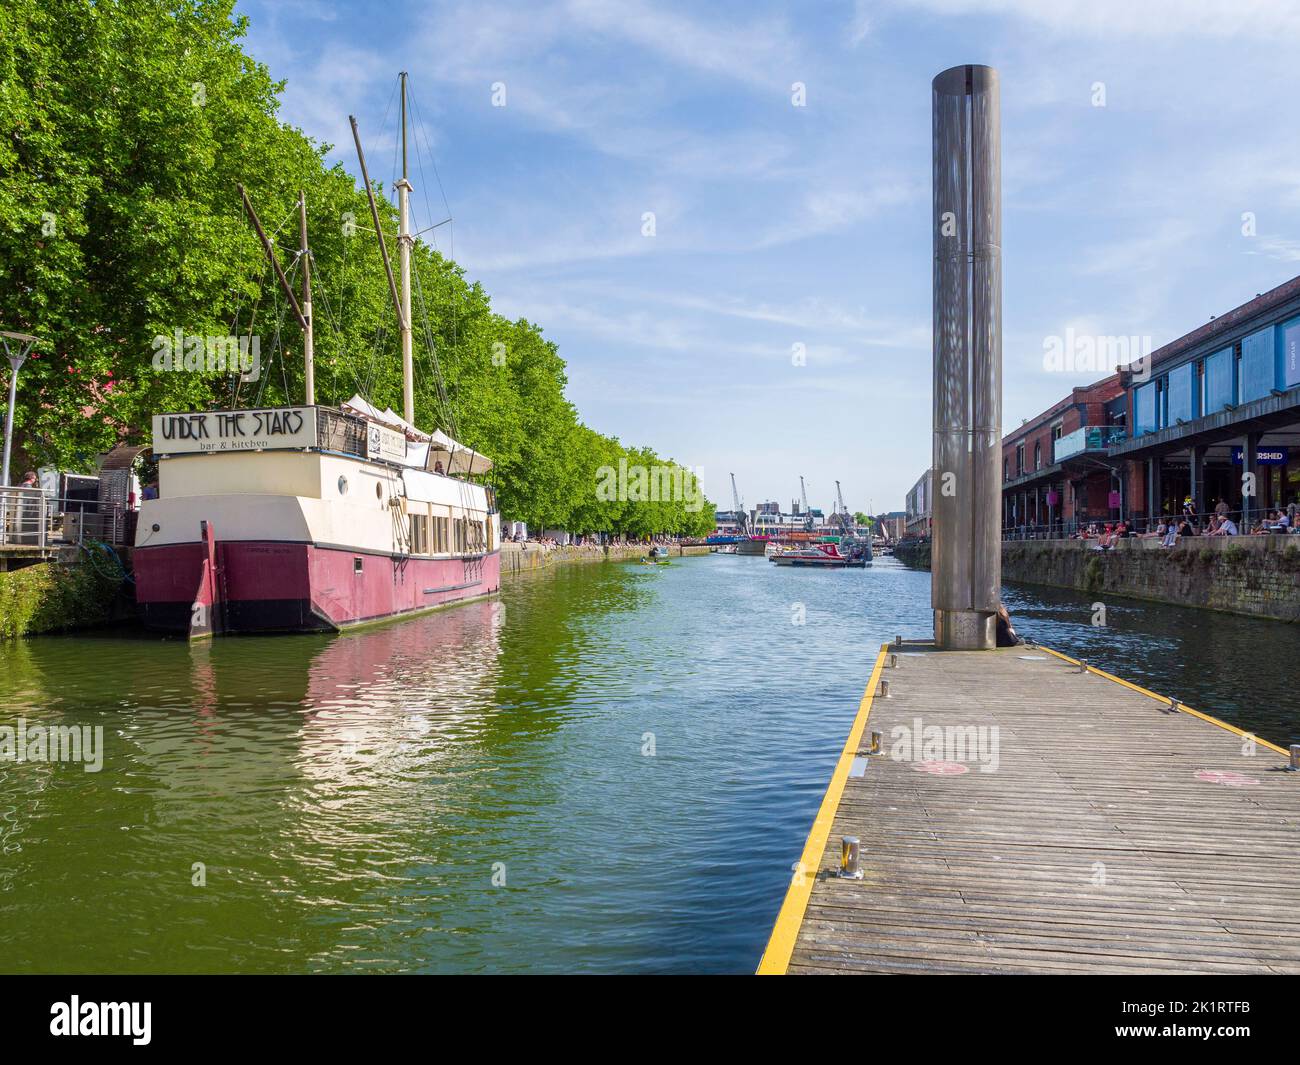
[0,0,711,530]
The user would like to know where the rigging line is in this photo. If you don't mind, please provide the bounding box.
[412,263,476,530]
[406,84,461,381]
[406,82,453,241]
[370,76,399,199]
[363,283,398,404]
[310,268,363,404]
[233,259,271,408]
[411,256,457,438]
[256,262,294,407]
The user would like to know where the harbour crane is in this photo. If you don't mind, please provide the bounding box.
[800,475,813,531]
[835,480,851,530]
[729,472,748,534]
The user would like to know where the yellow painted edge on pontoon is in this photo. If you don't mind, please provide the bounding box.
[756,642,891,975]
[1036,644,1290,756]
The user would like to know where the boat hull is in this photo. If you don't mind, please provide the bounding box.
[134,539,501,635]
[769,556,867,568]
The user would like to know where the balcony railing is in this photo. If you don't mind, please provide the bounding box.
[1053,425,1127,463]
[0,487,132,548]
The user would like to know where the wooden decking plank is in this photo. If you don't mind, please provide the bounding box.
[767,644,1300,976]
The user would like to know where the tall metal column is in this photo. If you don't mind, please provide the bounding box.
[1241,432,1260,528]
[932,65,1001,650]
[1189,444,1206,520]
[1146,456,1161,522]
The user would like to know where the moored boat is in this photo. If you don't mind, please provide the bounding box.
[769,540,868,568]
[134,403,500,635]
[133,74,501,637]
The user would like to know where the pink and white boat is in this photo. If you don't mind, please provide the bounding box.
[134,75,500,637]
[134,401,500,636]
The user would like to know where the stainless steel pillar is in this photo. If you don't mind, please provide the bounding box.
[1189,444,1206,522]
[1242,432,1260,528]
[932,65,1001,650]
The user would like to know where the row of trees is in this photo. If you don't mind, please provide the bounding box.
[0,0,714,537]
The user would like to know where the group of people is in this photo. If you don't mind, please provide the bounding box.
[1085,496,1298,550]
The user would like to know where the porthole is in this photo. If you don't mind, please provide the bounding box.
[338,475,349,495]
[375,482,383,501]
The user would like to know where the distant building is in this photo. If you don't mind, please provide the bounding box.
[905,471,932,537]
[753,508,828,535]
[1002,374,1126,533]
[875,511,906,540]
[1002,269,1300,534]
[713,510,746,534]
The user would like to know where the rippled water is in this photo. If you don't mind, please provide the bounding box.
[0,555,1295,973]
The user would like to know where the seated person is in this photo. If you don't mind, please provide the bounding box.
[1140,518,1169,540]
[995,603,1023,647]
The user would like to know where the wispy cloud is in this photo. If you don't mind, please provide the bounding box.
[894,0,1300,39]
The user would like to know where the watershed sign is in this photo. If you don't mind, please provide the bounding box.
[152,407,318,454]
[1231,445,1289,466]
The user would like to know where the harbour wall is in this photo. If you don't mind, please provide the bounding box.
[892,536,1300,623]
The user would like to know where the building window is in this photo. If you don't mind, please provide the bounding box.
[1016,443,1025,476]
[1034,442,1041,470]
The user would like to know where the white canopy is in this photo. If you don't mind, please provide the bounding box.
[427,429,493,475]
[341,394,492,474]
[340,395,430,442]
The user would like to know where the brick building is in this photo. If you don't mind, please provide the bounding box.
[1001,375,1126,534]
[1000,269,1300,536]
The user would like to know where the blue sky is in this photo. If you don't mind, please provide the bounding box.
[236,0,1300,515]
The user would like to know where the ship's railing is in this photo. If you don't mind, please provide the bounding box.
[316,407,368,458]
[0,487,132,549]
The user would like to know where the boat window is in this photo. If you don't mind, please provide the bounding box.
[338,475,348,495]
[409,514,429,554]
[353,557,363,574]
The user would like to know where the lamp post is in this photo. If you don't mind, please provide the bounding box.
[1,331,40,486]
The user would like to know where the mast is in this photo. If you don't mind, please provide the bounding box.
[397,71,414,425]
[299,190,314,405]
[238,185,309,393]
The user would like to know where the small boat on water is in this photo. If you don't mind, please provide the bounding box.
[639,545,671,565]
[769,539,869,568]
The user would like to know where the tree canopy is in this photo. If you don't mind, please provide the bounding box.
[0,0,713,537]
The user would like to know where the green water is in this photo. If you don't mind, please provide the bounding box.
[0,555,1297,973]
